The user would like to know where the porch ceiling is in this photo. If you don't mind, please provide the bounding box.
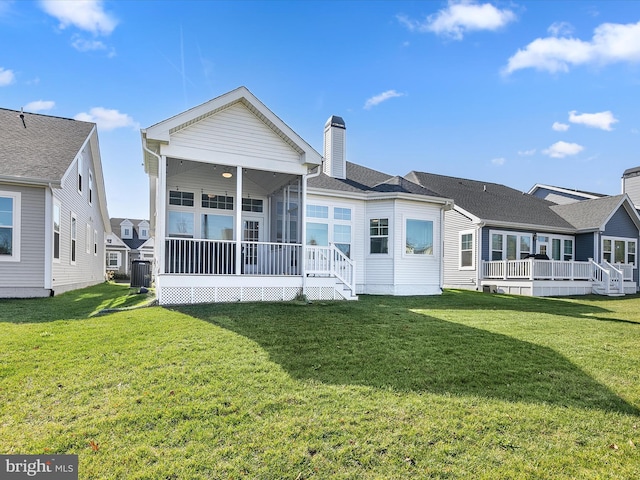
[167,158,298,195]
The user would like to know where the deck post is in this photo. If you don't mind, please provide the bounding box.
[503,260,507,280]
[529,258,534,280]
[234,166,242,275]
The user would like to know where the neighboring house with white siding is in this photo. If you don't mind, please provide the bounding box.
[0,108,110,298]
[528,184,606,205]
[105,218,153,276]
[142,87,452,304]
[406,171,640,297]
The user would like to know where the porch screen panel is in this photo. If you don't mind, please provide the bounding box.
[506,235,517,260]
[614,240,626,263]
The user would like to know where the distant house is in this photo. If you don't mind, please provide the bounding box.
[0,108,110,297]
[105,218,153,276]
[141,87,452,304]
[407,172,640,297]
[528,184,606,205]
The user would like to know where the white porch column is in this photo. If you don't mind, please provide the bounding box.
[234,166,243,275]
[157,155,167,275]
[301,174,307,278]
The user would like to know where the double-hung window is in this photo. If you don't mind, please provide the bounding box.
[53,201,61,262]
[70,213,77,264]
[460,231,474,268]
[0,192,20,261]
[370,218,389,254]
[490,231,532,260]
[603,237,637,266]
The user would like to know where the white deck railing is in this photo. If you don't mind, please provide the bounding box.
[481,258,634,282]
[165,238,302,276]
[483,258,594,281]
[306,244,356,295]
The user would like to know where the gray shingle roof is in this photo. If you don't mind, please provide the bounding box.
[109,217,150,250]
[406,171,575,229]
[550,194,627,231]
[0,108,95,183]
[309,162,446,199]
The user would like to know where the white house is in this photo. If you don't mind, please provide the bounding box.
[142,87,452,304]
[0,108,110,297]
[105,218,153,276]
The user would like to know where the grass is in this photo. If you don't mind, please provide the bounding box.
[1,284,639,479]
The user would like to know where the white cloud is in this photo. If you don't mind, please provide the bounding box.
[72,36,106,52]
[568,110,618,131]
[74,107,138,131]
[40,0,117,35]
[517,149,536,156]
[491,157,505,166]
[552,121,570,132]
[548,21,574,37]
[504,20,640,74]
[364,90,405,110]
[0,67,15,86]
[543,141,584,158]
[24,100,55,112]
[397,1,516,40]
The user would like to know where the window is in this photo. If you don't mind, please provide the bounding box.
[370,218,389,254]
[121,225,132,239]
[168,211,194,238]
[0,192,20,261]
[564,240,573,261]
[276,201,298,243]
[491,231,532,260]
[169,190,194,207]
[201,214,233,240]
[405,219,433,255]
[242,198,263,212]
[460,231,474,268]
[88,172,93,205]
[306,222,328,246]
[307,204,328,219]
[334,224,351,258]
[77,156,83,193]
[334,207,351,221]
[94,229,98,255]
[202,194,233,210]
[106,251,120,268]
[53,202,60,261]
[71,214,77,264]
[140,228,148,239]
[602,237,636,266]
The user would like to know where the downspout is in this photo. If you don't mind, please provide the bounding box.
[476,222,485,290]
[302,162,323,297]
[440,205,445,292]
[44,183,54,296]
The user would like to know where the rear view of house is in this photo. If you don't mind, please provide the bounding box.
[0,108,110,297]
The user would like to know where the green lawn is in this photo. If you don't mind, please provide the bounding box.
[1,284,639,479]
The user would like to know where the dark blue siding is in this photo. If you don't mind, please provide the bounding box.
[574,233,594,261]
[603,207,639,238]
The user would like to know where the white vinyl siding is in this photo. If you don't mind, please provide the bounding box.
[442,209,477,289]
[170,103,301,165]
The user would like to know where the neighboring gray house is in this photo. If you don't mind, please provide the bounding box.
[528,184,606,205]
[0,108,110,297]
[406,171,640,297]
[105,218,153,276]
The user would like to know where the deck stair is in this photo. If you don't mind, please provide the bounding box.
[591,260,625,297]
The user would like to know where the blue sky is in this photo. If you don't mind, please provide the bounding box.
[1,0,640,219]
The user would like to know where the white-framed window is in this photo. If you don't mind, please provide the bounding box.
[106,251,120,268]
[53,200,61,262]
[536,233,574,261]
[201,214,233,240]
[307,204,329,219]
[121,226,132,239]
[334,224,351,257]
[70,213,77,264]
[405,219,433,255]
[459,230,474,269]
[306,222,328,246]
[602,237,637,266]
[370,218,389,254]
[168,211,194,238]
[490,230,532,260]
[0,191,21,262]
[88,172,93,205]
[94,229,98,255]
[169,190,194,207]
[334,207,351,221]
[140,228,148,239]
[77,155,83,194]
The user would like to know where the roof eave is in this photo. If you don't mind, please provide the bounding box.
[0,175,61,188]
